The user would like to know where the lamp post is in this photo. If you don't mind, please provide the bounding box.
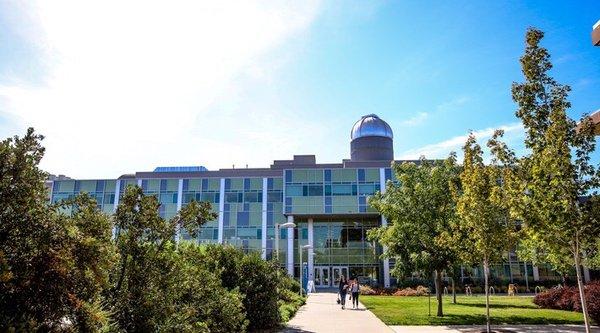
[299,244,313,297]
[275,222,296,267]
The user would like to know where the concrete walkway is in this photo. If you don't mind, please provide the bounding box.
[391,325,600,332]
[283,291,393,333]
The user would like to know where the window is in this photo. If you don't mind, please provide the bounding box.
[358,184,379,195]
[307,184,323,196]
[286,185,303,196]
[267,191,282,202]
[225,192,242,203]
[160,193,177,204]
[104,193,115,204]
[332,184,355,196]
[206,192,220,203]
[244,192,262,203]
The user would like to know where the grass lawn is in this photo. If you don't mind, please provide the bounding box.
[361,295,585,325]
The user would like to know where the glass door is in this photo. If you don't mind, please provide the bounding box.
[332,266,349,287]
[314,266,330,288]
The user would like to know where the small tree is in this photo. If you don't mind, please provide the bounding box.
[368,156,461,317]
[454,134,515,333]
[490,28,600,332]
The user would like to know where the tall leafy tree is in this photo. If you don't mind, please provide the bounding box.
[454,134,515,333]
[109,185,227,331]
[0,129,116,331]
[368,156,461,317]
[489,27,600,332]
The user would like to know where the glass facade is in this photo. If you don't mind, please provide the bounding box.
[284,168,382,214]
[181,178,220,242]
[222,177,262,253]
[294,217,380,286]
[51,179,116,215]
[47,164,576,287]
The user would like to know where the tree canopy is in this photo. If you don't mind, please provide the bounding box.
[489,27,600,332]
[368,155,461,317]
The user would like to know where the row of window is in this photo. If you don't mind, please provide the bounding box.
[286,184,380,197]
[224,191,283,203]
[52,192,115,205]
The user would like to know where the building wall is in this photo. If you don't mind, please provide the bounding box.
[48,166,583,286]
[284,168,391,214]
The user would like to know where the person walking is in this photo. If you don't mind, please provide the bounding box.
[338,275,349,310]
[350,279,360,309]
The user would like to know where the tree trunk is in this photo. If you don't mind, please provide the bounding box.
[484,258,491,333]
[435,269,444,317]
[452,277,456,304]
[574,246,591,333]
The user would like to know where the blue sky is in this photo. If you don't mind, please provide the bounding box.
[0,1,599,178]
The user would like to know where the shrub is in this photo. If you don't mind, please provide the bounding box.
[586,282,600,325]
[278,288,305,323]
[534,281,600,325]
[573,281,600,325]
[360,285,378,295]
[394,288,416,296]
[197,245,282,330]
[393,285,430,296]
[177,243,248,333]
[533,286,565,309]
[236,252,281,330]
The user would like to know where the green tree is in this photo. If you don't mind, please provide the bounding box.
[0,129,116,331]
[368,156,461,317]
[199,244,283,330]
[489,27,600,332]
[109,186,229,331]
[454,134,515,333]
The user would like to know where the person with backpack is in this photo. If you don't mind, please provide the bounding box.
[350,279,360,309]
[338,275,348,309]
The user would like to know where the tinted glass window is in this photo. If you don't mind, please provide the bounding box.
[307,185,323,196]
[286,185,303,196]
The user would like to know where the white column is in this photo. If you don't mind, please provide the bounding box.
[583,266,591,283]
[217,178,225,244]
[533,265,540,281]
[379,168,391,288]
[112,180,121,239]
[308,218,314,284]
[175,179,183,243]
[114,180,121,212]
[261,178,268,260]
[287,215,294,276]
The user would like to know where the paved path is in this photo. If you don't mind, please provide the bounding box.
[282,291,393,333]
[391,324,600,332]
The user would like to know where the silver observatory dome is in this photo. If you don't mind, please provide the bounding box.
[350,114,394,161]
[350,114,394,140]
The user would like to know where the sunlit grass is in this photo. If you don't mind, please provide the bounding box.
[361,295,586,325]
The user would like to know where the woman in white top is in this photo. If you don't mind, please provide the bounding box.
[350,280,360,309]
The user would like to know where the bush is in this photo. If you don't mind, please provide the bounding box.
[533,287,564,309]
[197,245,286,330]
[360,285,378,295]
[177,243,248,333]
[393,285,430,296]
[586,282,600,325]
[238,254,281,330]
[278,288,305,323]
[534,281,600,325]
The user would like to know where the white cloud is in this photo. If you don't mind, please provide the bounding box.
[401,112,428,126]
[436,96,470,112]
[398,122,524,160]
[0,0,322,178]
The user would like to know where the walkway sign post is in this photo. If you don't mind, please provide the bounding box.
[302,262,308,293]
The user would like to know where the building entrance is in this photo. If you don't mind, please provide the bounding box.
[314,266,348,288]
